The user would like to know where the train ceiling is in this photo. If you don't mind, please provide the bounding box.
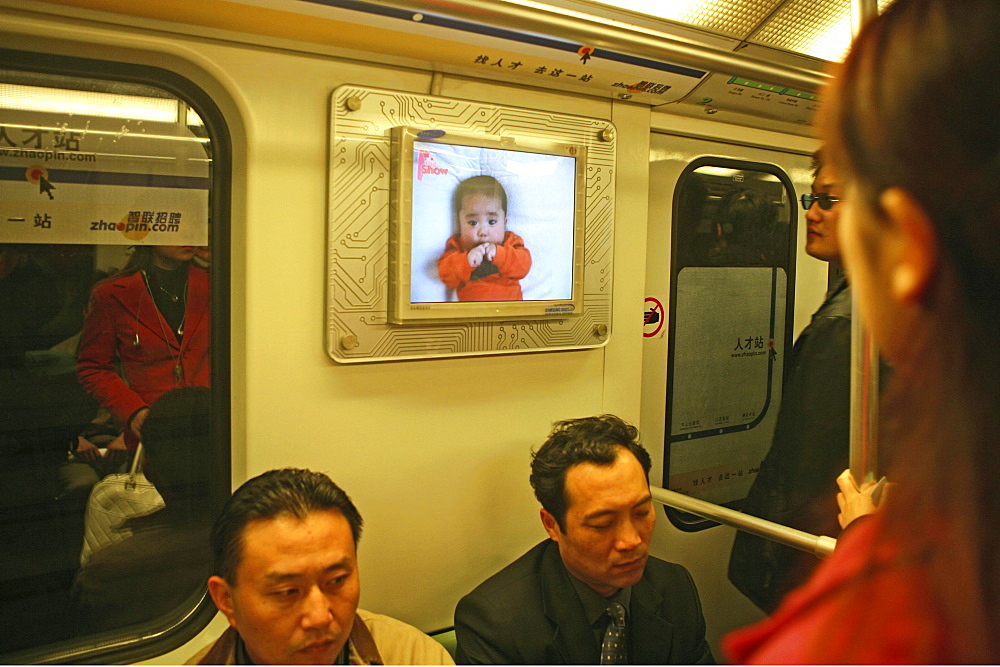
[4,0,895,133]
[586,0,897,63]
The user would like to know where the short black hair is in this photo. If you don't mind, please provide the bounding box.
[529,414,651,532]
[811,148,825,180]
[210,468,363,583]
[716,188,777,249]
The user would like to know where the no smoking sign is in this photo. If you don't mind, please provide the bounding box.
[643,297,664,338]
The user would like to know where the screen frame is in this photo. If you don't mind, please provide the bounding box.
[388,126,587,325]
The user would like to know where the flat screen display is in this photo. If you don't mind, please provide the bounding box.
[389,127,585,324]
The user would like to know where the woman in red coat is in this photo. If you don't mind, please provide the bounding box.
[77,245,210,451]
[724,0,1000,662]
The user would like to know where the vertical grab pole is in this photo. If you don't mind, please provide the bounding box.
[848,0,881,486]
[849,310,881,484]
[851,0,880,36]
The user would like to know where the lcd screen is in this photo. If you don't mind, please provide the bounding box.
[389,128,585,324]
[410,141,576,302]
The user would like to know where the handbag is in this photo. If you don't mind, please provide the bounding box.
[79,443,165,567]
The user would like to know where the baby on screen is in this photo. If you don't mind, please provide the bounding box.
[437,175,532,301]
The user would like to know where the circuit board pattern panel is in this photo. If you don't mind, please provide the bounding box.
[328,86,614,362]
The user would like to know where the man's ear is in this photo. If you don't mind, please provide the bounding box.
[540,508,562,543]
[207,575,238,628]
[878,187,939,304]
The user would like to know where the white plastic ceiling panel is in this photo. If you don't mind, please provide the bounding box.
[753,0,895,61]
[587,0,897,61]
[616,0,783,39]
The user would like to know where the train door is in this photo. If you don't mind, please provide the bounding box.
[641,129,821,651]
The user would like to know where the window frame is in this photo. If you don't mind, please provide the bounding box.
[0,46,232,665]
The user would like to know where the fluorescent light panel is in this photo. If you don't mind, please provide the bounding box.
[0,83,180,122]
[757,0,895,61]
[583,0,896,61]
[606,0,781,38]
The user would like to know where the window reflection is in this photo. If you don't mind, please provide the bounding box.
[72,387,213,634]
[707,188,786,267]
[76,245,211,450]
[673,169,792,272]
[0,70,216,659]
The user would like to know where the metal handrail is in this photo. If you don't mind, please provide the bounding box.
[370,0,830,93]
[650,485,837,558]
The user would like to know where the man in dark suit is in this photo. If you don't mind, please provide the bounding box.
[455,415,714,664]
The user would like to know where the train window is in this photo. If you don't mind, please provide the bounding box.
[664,158,796,530]
[0,49,230,663]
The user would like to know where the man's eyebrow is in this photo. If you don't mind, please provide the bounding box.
[583,509,615,522]
[581,494,653,522]
[263,558,353,582]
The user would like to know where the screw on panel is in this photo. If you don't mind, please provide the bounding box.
[705,106,718,115]
[599,127,615,142]
[593,324,609,339]
[345,96,362,112]
[341,334,360,350]
[618,93,633,100]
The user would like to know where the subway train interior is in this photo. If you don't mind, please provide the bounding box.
[0,0,883,663]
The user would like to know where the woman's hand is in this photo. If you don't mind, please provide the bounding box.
[105,432,130,467]
[836,469,886,529]
[129,407,150,438]
[74,436,102,462]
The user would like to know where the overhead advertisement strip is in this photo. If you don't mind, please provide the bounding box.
[310,0,707,78]
[315,0,829,91]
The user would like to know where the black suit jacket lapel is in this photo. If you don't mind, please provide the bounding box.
[540,541,600,664]
[629,573,675,664]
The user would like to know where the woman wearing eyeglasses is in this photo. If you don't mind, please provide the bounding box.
[727,150,855,614]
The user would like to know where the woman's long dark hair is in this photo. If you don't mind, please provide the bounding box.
[83,246,157,308]
[116,245,159,277]
[100,245,194,286]
[822,0,1000,660]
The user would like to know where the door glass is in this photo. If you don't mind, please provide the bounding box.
[665,160,796,528]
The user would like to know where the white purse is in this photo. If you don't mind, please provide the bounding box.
[79,443,165,567]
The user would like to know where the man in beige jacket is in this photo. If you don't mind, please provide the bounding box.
[189,468,453,665]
